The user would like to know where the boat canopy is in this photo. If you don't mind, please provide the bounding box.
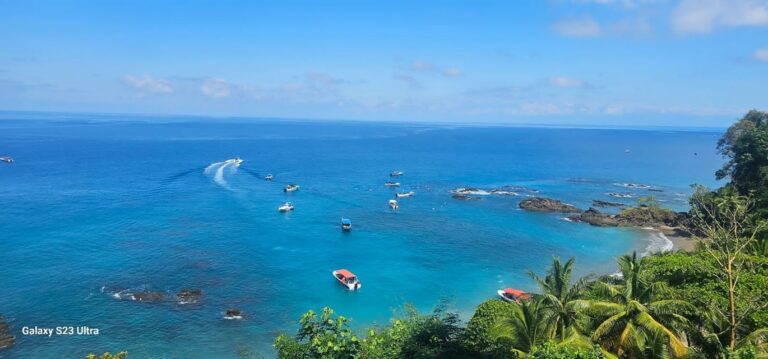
[503,288,529,299]
[336,269,356,279]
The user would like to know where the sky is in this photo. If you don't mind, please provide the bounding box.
[0,0,767,127]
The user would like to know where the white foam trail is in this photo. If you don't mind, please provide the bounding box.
[205,159,239,189]
[641,228,673,256]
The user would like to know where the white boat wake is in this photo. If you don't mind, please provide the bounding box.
[204,158,241,188]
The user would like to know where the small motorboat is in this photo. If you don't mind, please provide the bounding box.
[0,156,12,163]
[388,199,399,210]
[232,157,243,166]
[497,288,531,303]
[332,269,361,290]
[278,202,294,212]
[264,174,274,181]
[284,184,300,192]
[224,309,242,320]
[390,171,404,177]
[385,181,401,187]
[341,217,352,231]
[396,191,414,198]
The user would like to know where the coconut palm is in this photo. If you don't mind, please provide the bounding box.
[491,297,554,356]
[580,252,693,358]
[528,257,590,342]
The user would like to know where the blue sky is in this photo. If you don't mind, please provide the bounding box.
[0,0,767,126]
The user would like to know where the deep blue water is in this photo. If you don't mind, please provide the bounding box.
[0,115,722,358]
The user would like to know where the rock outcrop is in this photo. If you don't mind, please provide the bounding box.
[519,198,582,213]
[131,291,166,302]
[0,316,14,351]
[177,289,202,304]
[570,206,688,228]
[592,200,626,208]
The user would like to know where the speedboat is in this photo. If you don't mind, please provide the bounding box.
[497,288,531,303]
[332,269,361,290]
[388,199,399,210]
[396,191,414,198]
[390,171,404,177]
[0,156,12,163]
[278,202,294,212]
[385,181,400,187]
[224,309,242,320]
[284,184,300,192]
[340,218,352,231]
[264,174,274,181]
[232,157,243,166]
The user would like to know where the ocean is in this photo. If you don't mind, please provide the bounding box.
[0,114,723,358]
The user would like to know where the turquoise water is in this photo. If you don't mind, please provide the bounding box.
[0,115,722,358]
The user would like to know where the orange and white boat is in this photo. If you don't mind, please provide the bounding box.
[332,269,361,290]
[497,288,531,303]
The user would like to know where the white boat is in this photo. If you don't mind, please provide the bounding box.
[497,288,531,303]
[284,184,300,192]
[264,174,274,181]
[385,181,400,187]
[341,218,352,231]
[278,202,294,212]
[390,171,404,177]
[0,156,12,164]
[232,157,243,166]
[332,269,361,290]
[388,199,399,210]
[396,191,414,198]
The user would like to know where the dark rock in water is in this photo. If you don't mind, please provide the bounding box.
[0,316,15,350]
[177,289,202,304]
[519,197,582,213]
[225,309,242,319]
[592,200,626,208]
[648,188,664,192]
[131,291,166,302]
[570,208,619,227]
[452,194,480,201]
[571,206,689,229]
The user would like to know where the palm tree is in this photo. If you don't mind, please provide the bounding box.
[528,257,590,343]
[580,252,692,358]
[491,297,553,357]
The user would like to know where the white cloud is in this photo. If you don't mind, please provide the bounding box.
[442,67,463,77]
[755,47,768,61]
[672,0,768,34]
[200,78,231,99]
[549,76,587,88]
[552,17,602,37]
[410,61,435,72]
[393,74,422,89]
[121,75,173,93]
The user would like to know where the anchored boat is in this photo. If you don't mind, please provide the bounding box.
[332,269,361,290]
[264,174,274,181]
[284,184,300,192]
[388,199,399,210]
[396,191,414,198]
[385,181,400,187]
[340,218,352,231]
[0,156,12,163]
[497,288,531,303]
[278,202,294,212]
[390,171,404,177]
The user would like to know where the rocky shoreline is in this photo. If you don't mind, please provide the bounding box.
[519,197,694,251]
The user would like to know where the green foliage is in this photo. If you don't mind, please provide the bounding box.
[491,297,554,356]
[529,257,590,342]
[464,299,519,358]
[716,110,768,213]
[360,304,466,359]
[85,352,128,359]
[274,307,360,359]
[527,341,604,359]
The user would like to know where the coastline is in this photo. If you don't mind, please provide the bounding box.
[647,226,696,253]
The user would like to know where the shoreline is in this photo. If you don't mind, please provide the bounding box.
[646,226,696,253]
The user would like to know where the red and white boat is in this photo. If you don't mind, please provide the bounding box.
[497,288,531,303]
[332,269,361,290]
